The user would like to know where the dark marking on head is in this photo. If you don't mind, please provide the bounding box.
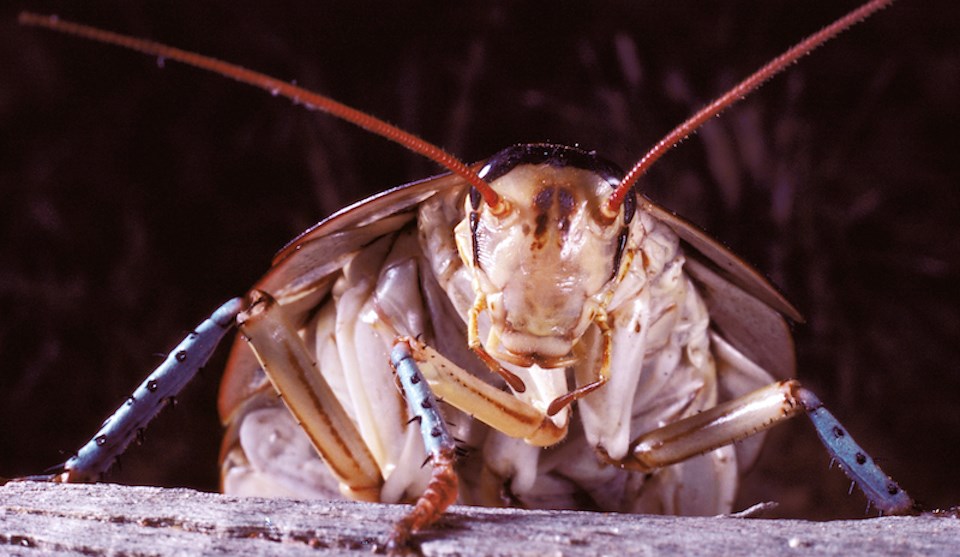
[557,189,575,237]
[533,187,553,240]
[534,187,554,212]
[532,186,578,242]
[534,212,549,239]
[557,189,575,217]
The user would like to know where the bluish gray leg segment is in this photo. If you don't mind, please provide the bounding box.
[56,298,244,482]
[798,388,914,514]
[390,342,456,459]
[621,380,915,515]
[388,340,459,550]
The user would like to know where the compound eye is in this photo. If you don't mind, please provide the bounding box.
[611,227,629,281]
[622,188,636,225]
[469,187,483,211]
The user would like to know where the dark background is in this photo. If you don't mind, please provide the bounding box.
[2,1,957,519]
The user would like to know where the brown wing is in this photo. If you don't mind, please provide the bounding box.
[640,196,799,380]
[256,171,471,304]
[219,171,470,422]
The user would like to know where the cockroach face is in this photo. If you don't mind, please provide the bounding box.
[456,145,630,368]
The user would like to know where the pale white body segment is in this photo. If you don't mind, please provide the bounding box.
[219,153,781,516]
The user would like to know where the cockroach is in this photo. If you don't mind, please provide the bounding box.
[12,0,922,550]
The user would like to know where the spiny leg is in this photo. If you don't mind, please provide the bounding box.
[19,298,244,483]
[608,380,914,514]
[796,389,913,513]
[387,340,459,551]
[237,290,382,501]
[400,338,568,448]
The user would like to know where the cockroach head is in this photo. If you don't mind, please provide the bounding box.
[455,144,635,367]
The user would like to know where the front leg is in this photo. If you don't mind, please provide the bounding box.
[399,337,568,448]
[383,337,572,549]
[608,380,915,514]
[387,340,459,551]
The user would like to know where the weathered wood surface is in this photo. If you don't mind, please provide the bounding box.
[1,482,957,556]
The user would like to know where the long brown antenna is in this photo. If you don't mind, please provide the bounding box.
[18,12,503,210]
[604,0,895,215]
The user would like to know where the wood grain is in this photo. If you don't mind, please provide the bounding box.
[1,482,956,556]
